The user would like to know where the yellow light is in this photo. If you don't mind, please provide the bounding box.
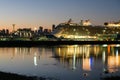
[34,27,37,31]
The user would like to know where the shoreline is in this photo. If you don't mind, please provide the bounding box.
[0,71,48,80]
[0,71,120,80]
[0,41,120,47]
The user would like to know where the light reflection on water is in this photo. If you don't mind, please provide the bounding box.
[0,45,120,80]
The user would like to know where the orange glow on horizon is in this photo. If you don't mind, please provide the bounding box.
[0,24,52,33]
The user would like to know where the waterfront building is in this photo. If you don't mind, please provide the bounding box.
[0,29,10,36]
[15,28,33,38]
[0,29,10,41]
[52,24,56,31]
[38,26,43,33]
[44,29,49,33]
[44,29,51,35]
[6,29,9,35]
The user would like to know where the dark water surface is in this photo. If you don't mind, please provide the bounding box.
[0,44,120,80]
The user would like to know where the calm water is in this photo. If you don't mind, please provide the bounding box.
[0,45,120,80]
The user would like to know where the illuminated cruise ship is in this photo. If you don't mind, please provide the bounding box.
[52,19,120,41]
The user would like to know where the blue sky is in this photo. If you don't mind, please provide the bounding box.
[0,0,120,30]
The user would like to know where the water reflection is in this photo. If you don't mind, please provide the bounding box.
[0,45,120,80]
[53,45,120,73]
[34,52,37,66]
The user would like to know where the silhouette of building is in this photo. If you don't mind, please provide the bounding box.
[15,28,33,38]
[38,26,43,32]
[52,24,56,32]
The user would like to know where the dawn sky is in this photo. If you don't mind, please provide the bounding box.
[0,0,120,30]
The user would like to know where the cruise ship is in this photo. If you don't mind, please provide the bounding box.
[52,19,120,41]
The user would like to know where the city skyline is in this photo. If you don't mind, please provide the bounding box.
[0,0,120,30]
